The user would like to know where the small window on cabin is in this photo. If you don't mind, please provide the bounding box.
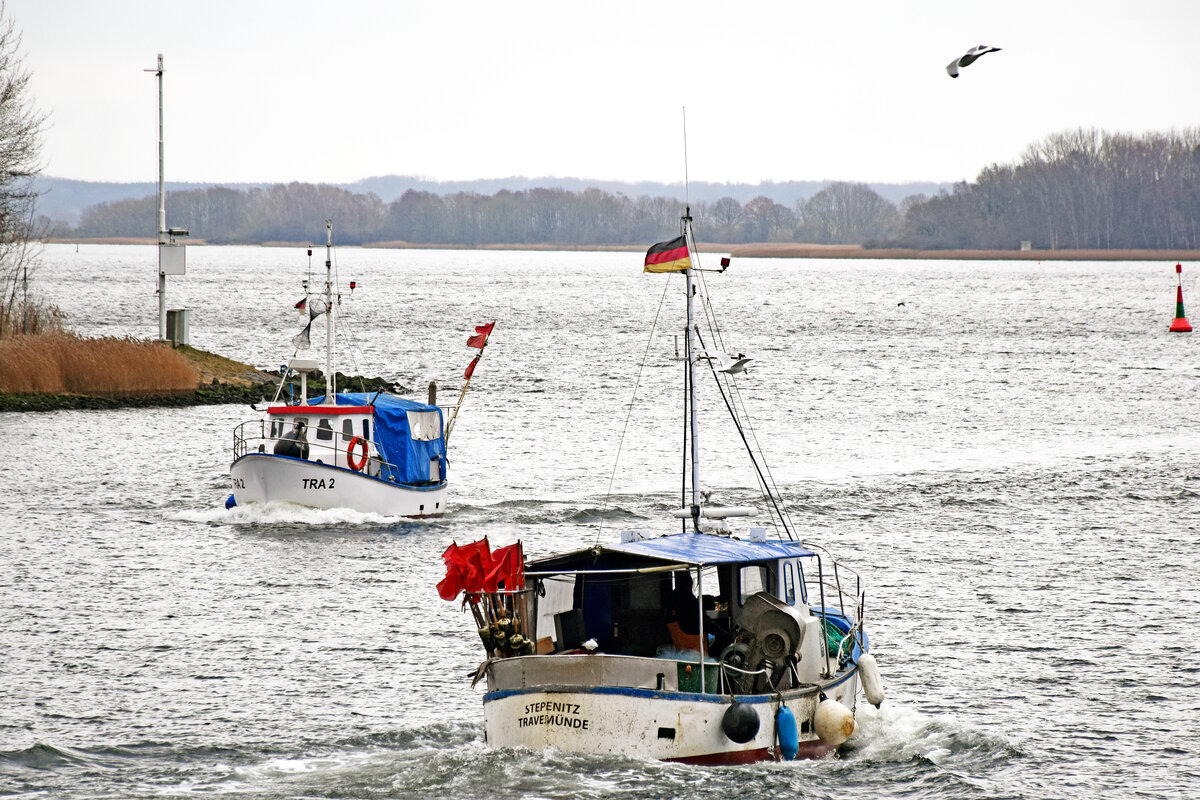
[739,565,771,606]
[316,418,334,441]
[342,419,354,442]
[363,419,371,442]
[270,419,282,438]
[784,563,796,605]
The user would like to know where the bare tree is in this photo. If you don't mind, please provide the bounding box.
[0,1,47,338]
[800,182,899,244]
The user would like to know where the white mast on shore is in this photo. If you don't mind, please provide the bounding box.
[148,53,187,341]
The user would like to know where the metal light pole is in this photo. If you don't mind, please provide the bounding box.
[147,53,187,341]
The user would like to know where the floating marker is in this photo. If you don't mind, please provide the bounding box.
[1170,263,1192,332]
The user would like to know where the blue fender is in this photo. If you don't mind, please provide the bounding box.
[776,705,799,760]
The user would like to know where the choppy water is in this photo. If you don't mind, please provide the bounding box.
[2,244,1198,799]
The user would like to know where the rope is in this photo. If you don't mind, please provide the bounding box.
[691,268,799,538]
[596,273,676,544]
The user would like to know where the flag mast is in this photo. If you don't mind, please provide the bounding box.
[322,219,335,403]
[445,322,495,445]
[682,107,702,533]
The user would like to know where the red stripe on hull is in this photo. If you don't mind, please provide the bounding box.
[267,405,373,415]
[666,739,835,765]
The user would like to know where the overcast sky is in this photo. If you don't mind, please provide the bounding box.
[9,0,1199,187]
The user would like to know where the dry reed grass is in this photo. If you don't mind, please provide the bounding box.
[726,243,1200,260]
[0,299,65,338]
[0,333,200,395]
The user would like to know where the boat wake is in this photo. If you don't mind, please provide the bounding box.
[843,701,1024,767]
[168,501,411,528]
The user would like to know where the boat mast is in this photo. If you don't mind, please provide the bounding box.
[683,210,701,532]
[323,219,335,403]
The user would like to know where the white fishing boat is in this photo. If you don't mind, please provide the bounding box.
[439,211,884,763]
[229,221,491,517]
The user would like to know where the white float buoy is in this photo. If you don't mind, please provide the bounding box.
[813,697,855,747]
[858,652,885,708]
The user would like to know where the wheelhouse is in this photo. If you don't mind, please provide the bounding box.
[523,532,865,671]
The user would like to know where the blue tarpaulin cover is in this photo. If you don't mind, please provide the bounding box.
[530,533,816,570]
[310,392,445,485]
[609,533,816,564]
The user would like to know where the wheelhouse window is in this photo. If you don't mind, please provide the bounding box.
[270,419,282,438]
[316,418,334,441]
[783,562,796,605]
[341,419,354,442]
[738,564,773,606]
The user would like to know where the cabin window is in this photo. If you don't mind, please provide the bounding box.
[783,562,796,605]
[738,564,772,606]
[406,410,442,441]
[316,418,334,441]
[270,419,282,438]
[697,566,721,606]
[363,419,370,442]
[342,418,354,442]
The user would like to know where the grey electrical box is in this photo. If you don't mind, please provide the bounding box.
[160,243,186,275]
[166,308,189,345]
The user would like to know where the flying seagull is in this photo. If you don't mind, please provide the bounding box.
[702,352,752,374]
[946,45,1001,78]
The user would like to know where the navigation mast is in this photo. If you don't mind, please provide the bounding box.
[147,53,188,341]
[323,219,335,403]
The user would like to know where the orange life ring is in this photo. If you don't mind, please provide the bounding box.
[346,436,369,471]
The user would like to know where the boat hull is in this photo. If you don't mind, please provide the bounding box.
[482,667,859,762]
[230,453,447,517]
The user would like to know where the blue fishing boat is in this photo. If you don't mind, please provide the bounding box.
[230,221,490,517]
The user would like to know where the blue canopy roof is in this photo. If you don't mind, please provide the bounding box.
[608,533,816,565]
[309,392,445,485]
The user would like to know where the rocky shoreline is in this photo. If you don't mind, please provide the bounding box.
[0,382,275,412]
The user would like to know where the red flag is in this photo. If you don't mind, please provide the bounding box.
[475,322,495,336]
[437,538,493,598]
[436,542,465,600]
[459,538,492,593]
[466,333,488,349]
[464,356,479,380]
[294,298,306,310]
[484,541,524,592]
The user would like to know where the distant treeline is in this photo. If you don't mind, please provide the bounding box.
[45,128,1200,250]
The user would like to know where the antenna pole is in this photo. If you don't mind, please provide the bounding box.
[682,106,690,209]
[684,213,701,531]
[324,219,334,402]
[154,54,166,340]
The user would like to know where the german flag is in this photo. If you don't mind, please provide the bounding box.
[643,235,691,273]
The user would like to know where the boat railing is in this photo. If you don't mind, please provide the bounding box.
[232,419,407,482]
[801,549,866,674]
[803,546,865,619]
